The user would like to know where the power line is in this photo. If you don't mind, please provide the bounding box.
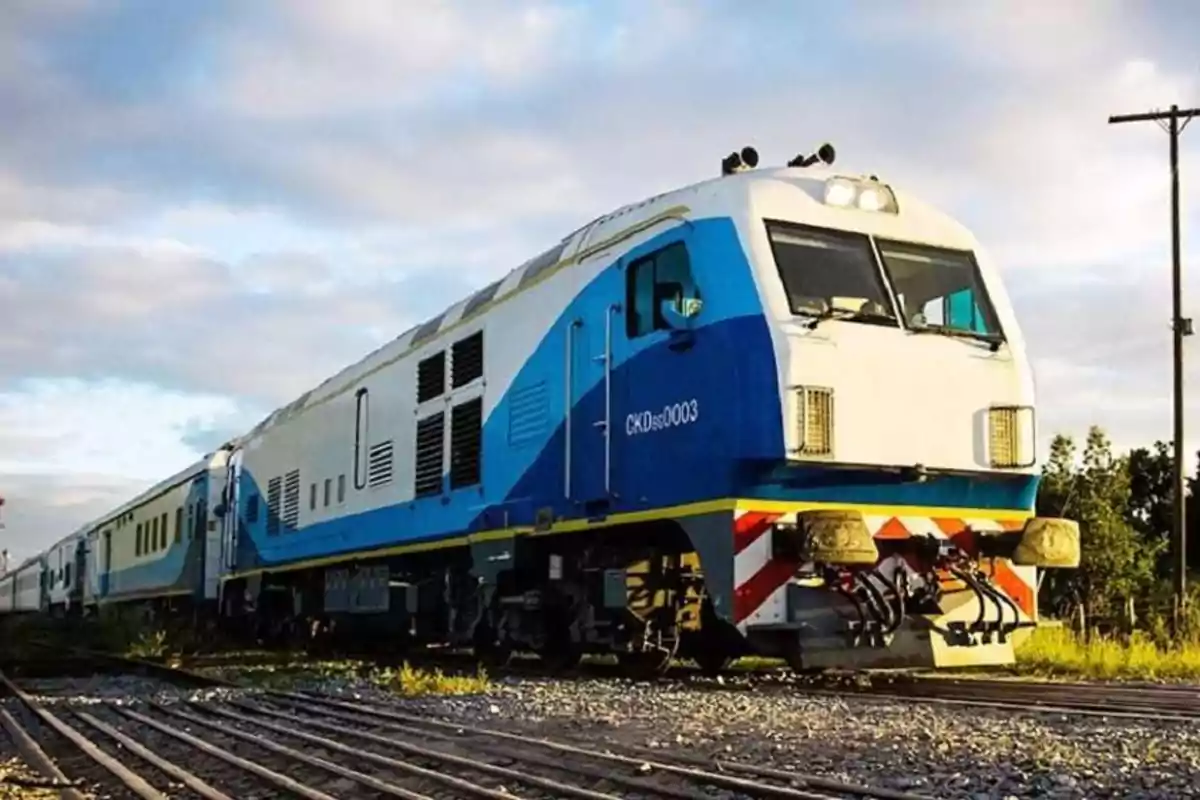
[1109,104,1199,618]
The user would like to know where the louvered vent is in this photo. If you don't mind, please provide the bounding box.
[368,440,394,487]
[450,397,483,489]
[283,469,301,531]
[266,477,282,536]
[417,352,446,403]
[508,381,548,446]
[414,413,445,497]
[451,332,484,388]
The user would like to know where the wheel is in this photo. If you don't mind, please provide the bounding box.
[616,649,673,680]
[473,624,513,670]
[782,645,827,677]
[693,651,732,676]
[538,643,583,673]
[537,624,583,672]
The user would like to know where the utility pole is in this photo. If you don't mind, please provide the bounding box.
[1109,104,1199,621]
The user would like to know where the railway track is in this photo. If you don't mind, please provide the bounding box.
[829,672,1200,721]
[155,641,1200,723]
[0,646,933,800]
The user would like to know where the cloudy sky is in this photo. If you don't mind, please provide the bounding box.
[1,0,1199,563]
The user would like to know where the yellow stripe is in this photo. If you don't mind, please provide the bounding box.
[219,497,1032,581]
[730,499,1033,521]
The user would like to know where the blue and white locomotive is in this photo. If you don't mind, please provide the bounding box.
[1,145,1079,672]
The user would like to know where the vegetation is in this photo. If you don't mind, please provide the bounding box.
[1014,626,1200,682]
[193,657,492,696]
[1034,426,1200,637]
[1009,424,1200,680]
[377,661,491,697]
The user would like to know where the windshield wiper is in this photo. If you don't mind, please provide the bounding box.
[909,325,1005,350]
[802,306,896,330]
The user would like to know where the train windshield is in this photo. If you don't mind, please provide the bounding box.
[876,239,1004,341]
[765,222,898,326]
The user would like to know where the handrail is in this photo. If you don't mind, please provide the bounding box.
[564,319,580,499]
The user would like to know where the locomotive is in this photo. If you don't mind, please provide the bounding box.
[0,144,1080,674]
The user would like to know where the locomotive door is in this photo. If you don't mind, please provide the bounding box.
[566,299,626,512]
[70,538,87,607]
[100,530,111,598]
[614,236,707,503]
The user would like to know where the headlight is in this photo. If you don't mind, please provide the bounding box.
[823,178,857,208]
[822,177,899,214]
[793,386,834,458]
[988,405,1036,468]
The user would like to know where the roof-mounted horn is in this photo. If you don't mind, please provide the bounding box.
[787,142,836,168]
[721,146,759,176]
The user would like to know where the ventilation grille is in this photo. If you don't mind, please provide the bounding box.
[283,469,301,531]
[796,387,834,457]
[417,352,446,403]
[266,477,282,536]
[451,332,484,388]
[368,440,395,488]
[414,413,445,497]
[508,381,548,446]
[451,398,483,489]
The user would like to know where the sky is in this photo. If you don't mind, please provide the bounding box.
[1,0,1199,563]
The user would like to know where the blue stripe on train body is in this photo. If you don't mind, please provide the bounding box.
[229,214,1036,573]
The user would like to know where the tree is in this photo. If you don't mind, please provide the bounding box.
[1123,440,1200,576]
[1126,441,1173,555]
[1036,427,1159,620]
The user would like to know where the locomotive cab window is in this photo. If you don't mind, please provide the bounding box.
[765,222,897,326]
[626,241,700,338]
[876,239,1004,340]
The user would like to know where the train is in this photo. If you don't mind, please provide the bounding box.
[0,144,1080,674]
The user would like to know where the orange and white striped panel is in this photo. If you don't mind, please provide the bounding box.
[730,507,1036,630]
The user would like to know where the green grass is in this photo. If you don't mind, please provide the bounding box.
[1014,625,1200,682]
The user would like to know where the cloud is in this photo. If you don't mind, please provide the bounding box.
[213,0,582,121]
[0,378,242,478]
[0,377,243,561]
[0,472,147,565]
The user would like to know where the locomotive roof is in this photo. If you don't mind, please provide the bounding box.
[240,172,726,439]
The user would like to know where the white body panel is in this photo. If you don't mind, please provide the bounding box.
[12,559,43,612]
[740,170,1035,473]
[236,202,691,549]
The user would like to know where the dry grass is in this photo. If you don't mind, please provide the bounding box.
[1015,625,1200,682]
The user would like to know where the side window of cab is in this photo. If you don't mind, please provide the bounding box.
[625,241,701,339]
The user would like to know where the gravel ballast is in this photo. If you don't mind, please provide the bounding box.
[285,673,1200,800]
[10,666,1200,800]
